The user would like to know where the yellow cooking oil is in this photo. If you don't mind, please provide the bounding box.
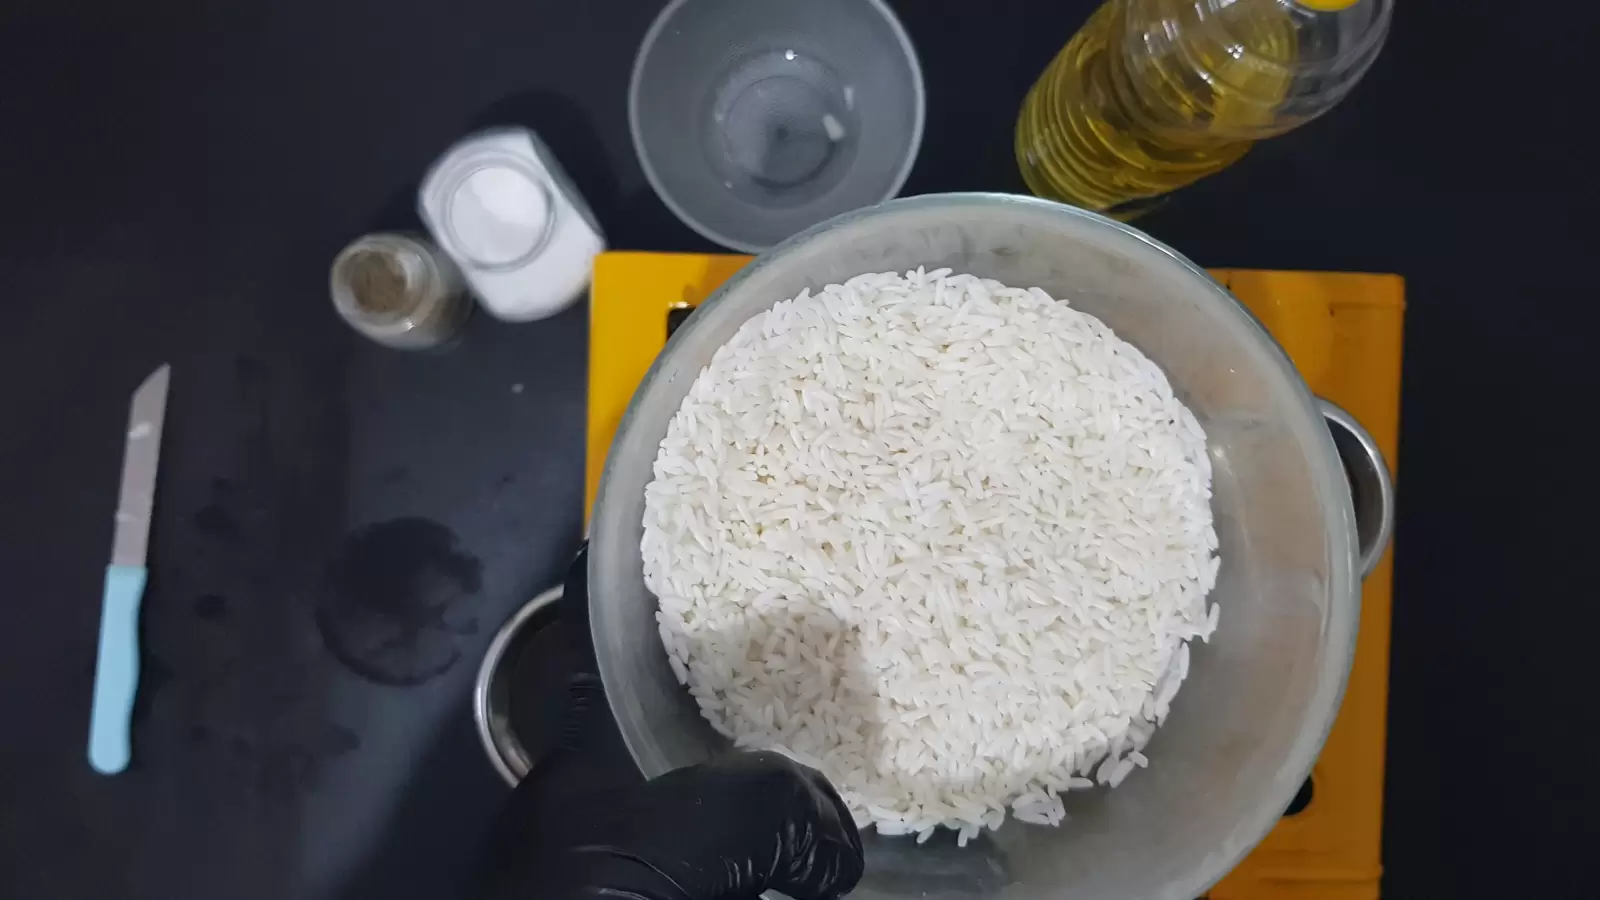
[1016,0,1385,216]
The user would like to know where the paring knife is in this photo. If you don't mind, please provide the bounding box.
[88,364,169,775]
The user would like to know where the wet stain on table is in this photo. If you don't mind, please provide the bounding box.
[193,502,245,544]
[313,517,482,686]
[193,593,229,622]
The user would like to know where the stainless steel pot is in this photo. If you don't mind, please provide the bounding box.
[473,585,564,787]
[587,194,1393,900]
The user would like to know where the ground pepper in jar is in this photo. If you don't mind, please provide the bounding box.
[330,233,470,350]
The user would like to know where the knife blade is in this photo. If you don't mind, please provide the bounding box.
[88,364,169,775]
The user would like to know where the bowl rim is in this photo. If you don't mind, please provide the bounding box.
[472,584,565,788]
[627,0,927,253]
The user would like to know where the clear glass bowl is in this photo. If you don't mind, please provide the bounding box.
[629,0,924,252]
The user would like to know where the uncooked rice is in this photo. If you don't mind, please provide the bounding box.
[642,268,1219,843]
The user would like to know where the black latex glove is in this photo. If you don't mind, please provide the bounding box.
[480,547,865,900]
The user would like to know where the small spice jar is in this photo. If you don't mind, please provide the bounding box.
[330,233,471,350]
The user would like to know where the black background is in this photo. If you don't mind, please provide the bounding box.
[0,0,1590,897]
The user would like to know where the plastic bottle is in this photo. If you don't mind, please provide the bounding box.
[1016,0,1390,217]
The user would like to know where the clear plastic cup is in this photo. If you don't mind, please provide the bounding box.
[629,0,924,252]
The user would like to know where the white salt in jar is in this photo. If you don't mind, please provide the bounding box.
[419,128,605,322]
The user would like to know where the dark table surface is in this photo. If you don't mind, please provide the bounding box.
[0,0,1588,896]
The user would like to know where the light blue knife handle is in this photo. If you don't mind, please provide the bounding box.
[88,564,145,775]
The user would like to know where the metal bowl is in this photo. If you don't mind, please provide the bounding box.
[472,585,564,788]
[586,194,1394,900]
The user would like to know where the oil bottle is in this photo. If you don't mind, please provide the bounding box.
[1016,0,1390,217]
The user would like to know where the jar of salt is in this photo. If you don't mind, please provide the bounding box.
[419,127,605,322]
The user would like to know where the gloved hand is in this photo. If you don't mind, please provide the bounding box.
[478,547,865,900]
[487,750,865,900]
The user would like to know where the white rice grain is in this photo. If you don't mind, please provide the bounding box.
[642,269,1219,837]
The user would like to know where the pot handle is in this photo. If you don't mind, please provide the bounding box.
[1319,400,1395,579]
